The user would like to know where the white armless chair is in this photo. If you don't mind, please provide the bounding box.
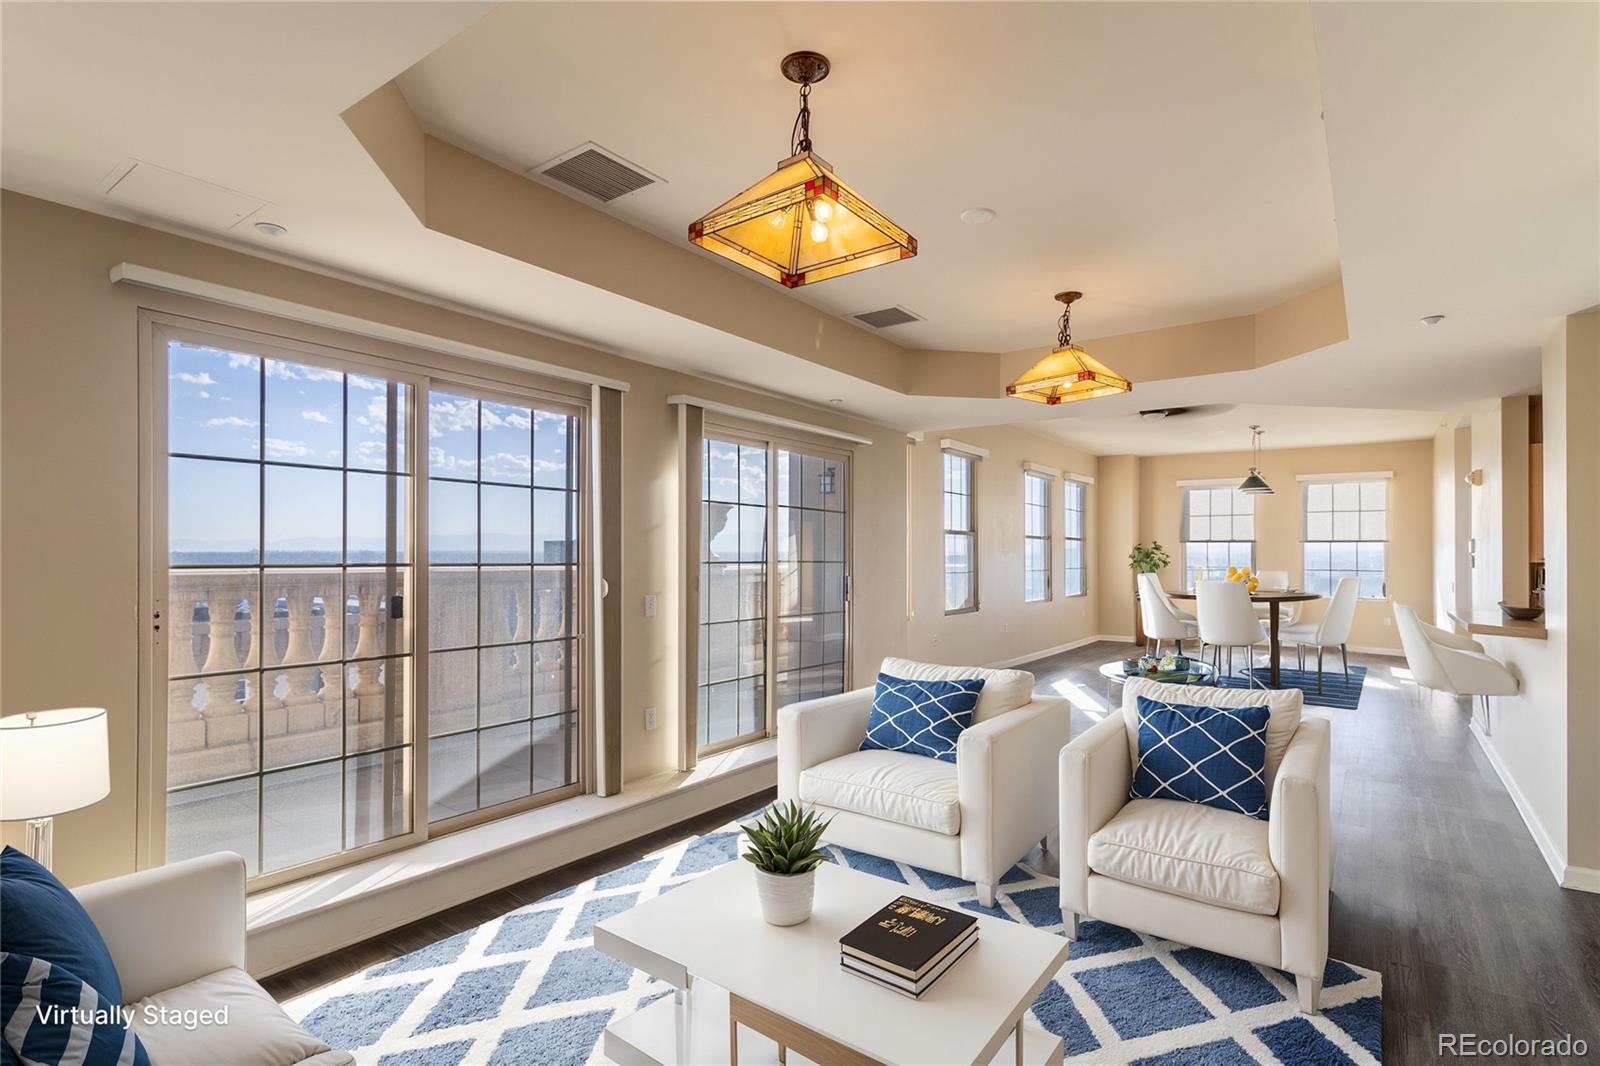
[1138,572,1199,656]
[1393,604,1518,734]
[1196,580,1268,683]
[1281,576,1360,692]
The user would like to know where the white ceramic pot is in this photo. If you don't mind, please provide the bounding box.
[753,866,816,926]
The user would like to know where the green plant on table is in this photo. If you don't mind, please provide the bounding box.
[1128,541,1172,574]
[740,800,832,875]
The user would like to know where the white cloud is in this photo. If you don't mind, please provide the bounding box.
[205,416,257,428]
[175,371,216,386]
[301,410,333,424]
[265,437,314,459]
[226,353,256,370]
[347,375,384,391]
[266,360,342,383]
[429,396,477,439]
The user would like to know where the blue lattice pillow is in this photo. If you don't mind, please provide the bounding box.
[1,953,150,1066]
[1130,695,1270,819]
[859,673,985,763]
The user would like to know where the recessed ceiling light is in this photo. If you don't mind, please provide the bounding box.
[828,398,845,405]
[253,221,288,238]
[1421,314,1445,325]
[959,207,996,225]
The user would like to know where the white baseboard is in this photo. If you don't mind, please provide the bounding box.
[1562,864,1600,893]
[1468,720,1578,890]
[988,634,1112,669]
[1345,644,1404,657]
[1097,634,1137,644]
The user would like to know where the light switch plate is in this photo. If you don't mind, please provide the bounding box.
[644,594,658,618]
[644,707,658,731]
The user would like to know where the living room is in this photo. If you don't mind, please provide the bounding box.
[1,3,1596,1065]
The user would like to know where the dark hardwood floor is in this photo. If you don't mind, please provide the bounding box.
[264,641,1600,1062]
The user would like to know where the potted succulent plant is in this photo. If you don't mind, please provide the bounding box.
[740,800,832,926]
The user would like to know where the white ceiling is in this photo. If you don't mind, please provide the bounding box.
[397,1,1342,352]
[1,2,1594,455]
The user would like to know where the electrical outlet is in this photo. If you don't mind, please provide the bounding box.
[644,594,657,618]
[643,706,658,731]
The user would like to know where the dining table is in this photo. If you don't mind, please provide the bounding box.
[1168,588,1323,688]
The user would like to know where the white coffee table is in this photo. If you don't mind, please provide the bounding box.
[596,859,1068,1066]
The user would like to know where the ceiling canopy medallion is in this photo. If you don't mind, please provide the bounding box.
[687,51,917,288]
[1006,292,1133,404]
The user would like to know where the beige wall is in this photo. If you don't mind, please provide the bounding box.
[1094,455,1142,640]
[903,428,1101,669]
[1133,439,1436,652]
[1448,310,1600,885]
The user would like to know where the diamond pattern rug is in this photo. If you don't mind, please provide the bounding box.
[285,818,1381,1065]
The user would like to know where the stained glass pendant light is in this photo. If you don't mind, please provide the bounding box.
[1238,425,1274,494]
[687,51,917,288]
[1006,291,1133,404]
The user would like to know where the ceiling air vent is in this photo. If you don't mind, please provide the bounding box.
[852,306,923,329]
[532,143,661,203]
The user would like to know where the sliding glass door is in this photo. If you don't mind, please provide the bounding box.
[425,389,583,824]
[150,315,589,885]
[160,325,415,878]
[697,433,849,754]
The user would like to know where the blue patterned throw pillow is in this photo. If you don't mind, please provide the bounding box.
[859,672,985,763]
[1,953,150,1066]
[1131,695,1271,819]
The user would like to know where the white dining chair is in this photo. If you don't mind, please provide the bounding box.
[1137,572,1198,655]
[1281,576,1360,692]
[1196,579,1269,683]
[1393,603,1518,734]
[1254,569,1301,625]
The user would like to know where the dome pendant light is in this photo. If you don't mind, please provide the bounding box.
[1006,291,1133,404]
[1238,425,1274,494]
[687,51,917,288]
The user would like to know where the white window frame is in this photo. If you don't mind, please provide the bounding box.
[1179,483,1256,588]
[1301,475,1389,600]
[1023,471,1052,603]
[138,309,594,890]
[943,449,979,614]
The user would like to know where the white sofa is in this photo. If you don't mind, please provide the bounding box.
[73,852,352,1065]
[1058,677,1332,1013]
[778,657,1070,906]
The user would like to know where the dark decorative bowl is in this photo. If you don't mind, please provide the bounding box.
[1499,602,1544,622]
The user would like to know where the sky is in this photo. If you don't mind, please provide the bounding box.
[167,342,575,564]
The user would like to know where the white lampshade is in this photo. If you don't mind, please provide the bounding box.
[0,707,110,821]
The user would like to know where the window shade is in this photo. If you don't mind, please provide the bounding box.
[1181,486,1255,543]
[1302,480,1387,542]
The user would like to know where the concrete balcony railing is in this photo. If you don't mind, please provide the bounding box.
[166,569,573,790]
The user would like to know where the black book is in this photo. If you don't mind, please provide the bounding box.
[839,896,979,980]
[840,927,978,998]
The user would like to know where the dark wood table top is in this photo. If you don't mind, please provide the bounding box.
[1167,589,1322,603]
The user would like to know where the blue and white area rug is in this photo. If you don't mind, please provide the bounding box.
[1214,664,1368,710]
[286,820,1382,1065]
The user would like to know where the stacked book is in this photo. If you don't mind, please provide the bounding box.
[839,895,978,998]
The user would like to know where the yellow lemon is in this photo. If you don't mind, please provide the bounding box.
[1226,566,1239,580]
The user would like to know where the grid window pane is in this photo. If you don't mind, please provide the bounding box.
[1303,479,1387,599]
[163,339,414,879]
[1180,486,1254,588]
[426,395,582,823]
[1024,472,1051,603]
[1063,480,1087,598]
[944,452,977,611]
[699,439,771,750]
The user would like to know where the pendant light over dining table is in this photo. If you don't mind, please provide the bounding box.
[1006,291,1133,404]
[687,51,917,288]
[1238,424,1274,494]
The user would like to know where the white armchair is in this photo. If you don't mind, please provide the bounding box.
[778,657,1070,907]
[1059,678,1332,1014]
[73,852,352,1065]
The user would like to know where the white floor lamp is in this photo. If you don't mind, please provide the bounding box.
[0,707,110,871]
